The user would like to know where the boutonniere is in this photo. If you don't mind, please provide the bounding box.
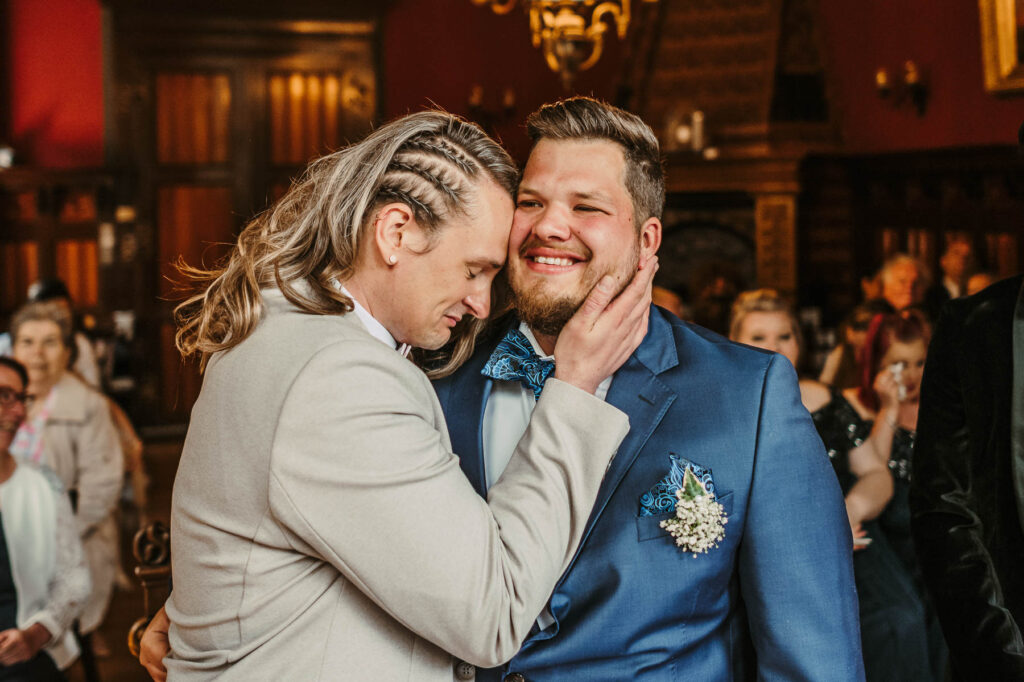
[660,467,728,557]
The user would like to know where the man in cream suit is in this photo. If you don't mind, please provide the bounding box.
[142,111,656,681]
[433,98,864,680]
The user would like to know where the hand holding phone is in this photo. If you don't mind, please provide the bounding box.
[889,362,907,401]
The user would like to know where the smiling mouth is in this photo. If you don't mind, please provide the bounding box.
[533,256,576,266]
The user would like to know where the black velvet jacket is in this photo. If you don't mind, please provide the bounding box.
[911,274,1024,680]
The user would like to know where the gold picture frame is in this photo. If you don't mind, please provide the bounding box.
[980,0,1024,93]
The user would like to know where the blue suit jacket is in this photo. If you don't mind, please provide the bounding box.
[432,308,864,681]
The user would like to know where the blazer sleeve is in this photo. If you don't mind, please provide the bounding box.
[267,340,630,667]
[911,306,1024,676]
[739,356,865,681]
[72,392,124,536]
[25,487,91,643]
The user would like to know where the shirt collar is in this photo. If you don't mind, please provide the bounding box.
[335,282,411,357]
[519,322,552,360]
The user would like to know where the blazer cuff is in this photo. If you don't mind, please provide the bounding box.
[23,612,61,646]
[537,378,630,450]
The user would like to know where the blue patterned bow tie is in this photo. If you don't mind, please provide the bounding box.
[481,328,555,400]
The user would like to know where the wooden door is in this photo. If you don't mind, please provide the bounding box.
[108,7,378,424]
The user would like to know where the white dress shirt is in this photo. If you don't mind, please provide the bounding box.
[481,322,614,631]
[337,285,411,357]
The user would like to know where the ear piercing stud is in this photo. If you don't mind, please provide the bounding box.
[388,254,398,265]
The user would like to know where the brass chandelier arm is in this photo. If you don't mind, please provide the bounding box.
[472,0,657,86]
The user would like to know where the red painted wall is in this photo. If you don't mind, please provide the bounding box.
[6,0,104,167]
[9,0,1024,167]
[818,0,1024,151]
[382,0,623,161]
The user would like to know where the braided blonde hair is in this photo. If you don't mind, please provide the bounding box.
[174,111,517,375]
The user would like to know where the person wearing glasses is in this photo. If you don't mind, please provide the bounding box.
[0,356,90,681]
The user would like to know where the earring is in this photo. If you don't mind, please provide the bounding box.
[388,254,398,265]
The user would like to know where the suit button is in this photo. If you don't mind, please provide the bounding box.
[454,660,475,680]
[504,674,526,682]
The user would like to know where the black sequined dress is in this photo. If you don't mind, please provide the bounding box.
[812,389,944,681]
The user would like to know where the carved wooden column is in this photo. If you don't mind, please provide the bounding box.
[754,193,798,293]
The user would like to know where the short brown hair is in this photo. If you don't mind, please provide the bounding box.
[526,97,664,227]
[11,300,73,350]
[10,300,77,367]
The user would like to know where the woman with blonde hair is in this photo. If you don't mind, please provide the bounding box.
[140,110,654,681]
[731,289,935,680]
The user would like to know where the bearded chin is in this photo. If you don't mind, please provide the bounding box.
[513,286,584,337]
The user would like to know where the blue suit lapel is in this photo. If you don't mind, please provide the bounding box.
[550,308,679,596]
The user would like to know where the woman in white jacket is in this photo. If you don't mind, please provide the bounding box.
[0,356,90,680]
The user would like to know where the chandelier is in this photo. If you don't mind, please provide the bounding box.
[471,0,657,88]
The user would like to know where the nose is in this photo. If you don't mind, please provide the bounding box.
[464,282,491,320]
[531,206,571,242]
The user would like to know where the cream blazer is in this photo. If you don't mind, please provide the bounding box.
[165,289,629,681]
[36,372,123,633]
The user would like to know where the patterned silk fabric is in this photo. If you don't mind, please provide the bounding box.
[481,328,555,400]
[638,453,716,516]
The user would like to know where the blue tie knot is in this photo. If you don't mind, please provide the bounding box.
[481,328,555,400]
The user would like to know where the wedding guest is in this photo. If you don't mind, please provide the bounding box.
[819,301,892,390]
[912,272,1024,679]
[876,254,928,313]
[139,110,651,681]
[0,280,101,389]
[924,239,972,322]
[8,302,123,657]
[965,270,995,296]
[730,291,931,681]
[651,285,685,319]
[0,357,90,681]
[845,310,948,679]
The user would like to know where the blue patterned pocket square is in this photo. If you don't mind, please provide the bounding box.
[638,454,716,517]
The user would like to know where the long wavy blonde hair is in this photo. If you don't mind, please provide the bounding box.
[174,111,518,376]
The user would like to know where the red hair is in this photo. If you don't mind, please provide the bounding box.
[856,310,931,412]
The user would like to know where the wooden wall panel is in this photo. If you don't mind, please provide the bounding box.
[55,239,98,306]
[156,73,232,165]
[156,185,234,297]
[268,71,362,165]
[156,185,234,416]
[1,242,38,311]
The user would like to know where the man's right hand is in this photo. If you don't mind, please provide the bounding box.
[140,605,170,682]
[553,256,657,394]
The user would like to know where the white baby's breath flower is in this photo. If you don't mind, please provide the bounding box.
[660,468,728,557]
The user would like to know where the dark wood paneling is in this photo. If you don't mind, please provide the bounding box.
[799,146,1024,325]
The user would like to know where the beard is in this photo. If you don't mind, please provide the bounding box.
[511,243,640,337]
[513,284,585,337]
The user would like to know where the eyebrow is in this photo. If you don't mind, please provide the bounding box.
[517,186,614,204]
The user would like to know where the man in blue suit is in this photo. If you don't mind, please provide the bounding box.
[433,97,864,681]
